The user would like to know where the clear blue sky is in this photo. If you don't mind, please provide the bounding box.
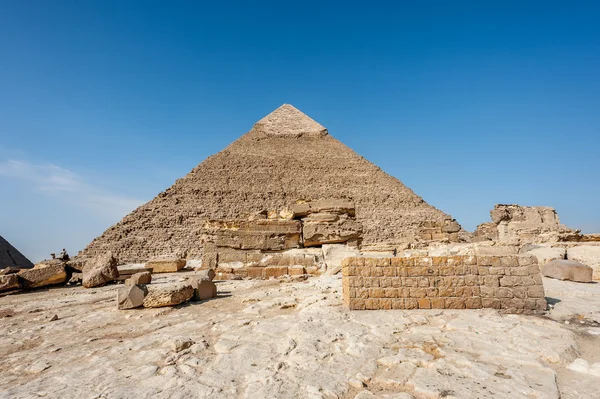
[1,1,598,262]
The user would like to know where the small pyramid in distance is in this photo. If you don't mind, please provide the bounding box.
[252,104,328,138]
[80,103,460,262]
[0,235,34,269]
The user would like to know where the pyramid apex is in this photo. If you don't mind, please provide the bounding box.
[252,104,328,138]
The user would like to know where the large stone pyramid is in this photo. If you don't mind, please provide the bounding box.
[81,104,461,263]
[1,235,34,269]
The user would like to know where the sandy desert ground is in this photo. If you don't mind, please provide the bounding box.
[1,272,599,399]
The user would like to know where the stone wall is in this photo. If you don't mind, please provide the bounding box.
[342,254,546,314]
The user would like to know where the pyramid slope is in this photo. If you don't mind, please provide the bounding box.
[0,235,34,269]
[81,105,457,262]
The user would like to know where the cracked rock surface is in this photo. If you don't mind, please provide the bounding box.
[1,272,599,398]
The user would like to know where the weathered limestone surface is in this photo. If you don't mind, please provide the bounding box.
[143,283,194,308]
[0,235,33,270]
[203,219,301,251]
[17,264,67,289]
[145,257,186,274]
[567,245,600,280]
[79,104,459,263]
[0,273,589,399]
[83,252,119,288]
[542,259,593,283]
[33,259,65,270]
[290,199,356,218]
[0,274,20,292]
[322,244,361,276]
[197,268,215,281]
[302,212,362,247]
[472,222,499,242]
[342,254,546,314]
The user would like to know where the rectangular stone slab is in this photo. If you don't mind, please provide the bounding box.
[145,258,186,273]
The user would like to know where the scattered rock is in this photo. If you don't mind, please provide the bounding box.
[82,252,119,288]
[117,285,148,310]
[17,264,67,289]
[145,257,186,273]
[567,245,600,280]
[542,259,593,283]
[166,337,195,353]
[142,283,194,308]
[188,278,217,301]
[49,314,58,321]
[348,377,366,389]
[0,274,21,292]
[125,271,152,286]
[26,361,51,374]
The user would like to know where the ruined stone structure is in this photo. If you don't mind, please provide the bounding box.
[80,104,461,264]
[342,254,546,314]
[0,235,33,269]
[473,204,580,244]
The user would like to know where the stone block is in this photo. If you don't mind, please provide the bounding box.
[82,252,119,288]
[145,257,186,273]
[125,272,152,286]
[117,285,148,310]
[445,298,466,309]
[197,268,216,282]
[18,264,67,289]
[542,259,593,283]
[418,298,431,309]
[290,199,355,218]
[204,219,301,250]
[143,283,194,308]
[189,278,217,301]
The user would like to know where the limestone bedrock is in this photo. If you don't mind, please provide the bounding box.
[1,271,599,399]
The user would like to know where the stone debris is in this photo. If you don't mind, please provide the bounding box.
[117,285,148,310]
[188,278,218,301]
[145,257,186,273]
[0,274,21,292]
[526,246,566,266]
[125,271,152,286]
[142,283,194,308]
[17,264,67,289]
[166,337,195,353]
[542,259,593,283]
[567,245,600,280]
[82,252,119,288]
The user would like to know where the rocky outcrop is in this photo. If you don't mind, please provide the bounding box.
[79,104,460,263]
[17,264,67,289]
[0,235,33,270]
[143,283,194,308]
[542,259,593,283]
[82,252,119,288]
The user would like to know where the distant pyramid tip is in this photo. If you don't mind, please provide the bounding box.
[252,104,328,138]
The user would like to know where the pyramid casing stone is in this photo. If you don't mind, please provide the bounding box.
[18,264,67,289]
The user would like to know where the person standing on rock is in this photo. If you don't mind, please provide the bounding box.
[59,248,70,261]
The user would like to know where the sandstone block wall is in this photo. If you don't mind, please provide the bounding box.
[342,254,546,314]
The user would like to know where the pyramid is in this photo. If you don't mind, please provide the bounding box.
[81,104,461,263]
[0,235,34,269]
